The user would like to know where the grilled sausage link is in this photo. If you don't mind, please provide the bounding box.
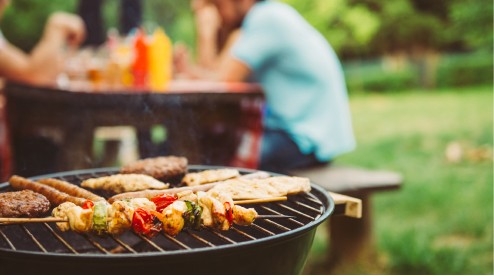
[107,183,217,203]
[37,178,105,202]
[9,175,87,206]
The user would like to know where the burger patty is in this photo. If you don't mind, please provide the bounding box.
[120,156,188,184]
[0,190,51,218]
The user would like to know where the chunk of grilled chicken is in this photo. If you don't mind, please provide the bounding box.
[232,205,257,226]
[197,192,229,230]
[66,206,93,233]
[196,191,213,227]
[128,197,157,210]
[107,198,157,235]
[160,200,188,236]
[81,174,169,193]
[107,200,134,235]
[52,202,78,231]
[176,190,198,202]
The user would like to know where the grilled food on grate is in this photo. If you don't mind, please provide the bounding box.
[9,175,88,206]
[0,190,51,218]
[37,178,105,202]
[120,156,188,184]
[81,173,169,194]
[207,176,311,199]
[51,191,257,237]
[182,168,240,186]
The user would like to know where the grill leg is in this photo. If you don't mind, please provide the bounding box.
[327,192,377,273]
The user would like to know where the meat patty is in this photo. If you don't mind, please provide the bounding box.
[120,156,188,184]
[0,190,51,218]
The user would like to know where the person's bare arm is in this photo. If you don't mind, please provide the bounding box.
[216,55,251,82]
[174,29,251,82]
[175,0,252,82]
[193,2,221,69]
[0,12,85,85]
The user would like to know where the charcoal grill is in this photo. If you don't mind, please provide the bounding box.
[0,166,334,274]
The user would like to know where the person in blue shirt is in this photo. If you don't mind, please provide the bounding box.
[175,0,356,174]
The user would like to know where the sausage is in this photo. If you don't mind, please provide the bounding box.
[37,178,105,202]
[108,183,218,203]
[9,175,87,207]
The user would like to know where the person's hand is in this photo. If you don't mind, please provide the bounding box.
[44,12,86,47]
[173,42,192,76]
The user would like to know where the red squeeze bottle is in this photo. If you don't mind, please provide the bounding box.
[132,29,148,90]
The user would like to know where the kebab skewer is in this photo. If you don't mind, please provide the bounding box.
[46,191,284,237]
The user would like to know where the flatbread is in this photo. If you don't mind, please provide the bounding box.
[182,169,240,186]
[207,176,311,199]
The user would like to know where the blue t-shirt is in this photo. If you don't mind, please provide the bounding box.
[231,0,356,161]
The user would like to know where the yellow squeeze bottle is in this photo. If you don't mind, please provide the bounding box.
[148,27,172,92]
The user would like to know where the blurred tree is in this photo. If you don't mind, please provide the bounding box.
[368,0,446,88]
[282,0,380,58]
[101,0,195,49]
[0,0,195,52]
[282,0,491,58]
[0,0,77,52]
[282,0,491,88]
[369,0,446,54]
[140,0,195,48]
[2,0,490,74]
[448,0,493,52]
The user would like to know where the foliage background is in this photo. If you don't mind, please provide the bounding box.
[1,0,492,92]
[1,0,492,56]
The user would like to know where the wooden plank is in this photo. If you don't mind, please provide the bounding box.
[329,192,362,218]
[291,165,403,193]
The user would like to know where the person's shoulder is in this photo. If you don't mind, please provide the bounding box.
[248,1,299,25]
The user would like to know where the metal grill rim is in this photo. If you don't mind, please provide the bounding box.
[0,166,334,259]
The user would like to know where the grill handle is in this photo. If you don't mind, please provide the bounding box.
[329,192,362,218]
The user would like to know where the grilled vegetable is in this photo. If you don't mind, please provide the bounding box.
[92,201,109,235]
[151,194,178,212]
[183,200,203,230]
[132,207,162,237]
[82,200,94,209]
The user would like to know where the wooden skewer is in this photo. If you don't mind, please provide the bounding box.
[0,217,67,225]
[0,213,294,225]
[233,196,287,205]
[0,196,289,225]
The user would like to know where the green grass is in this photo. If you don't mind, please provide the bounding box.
[303,86,493,274]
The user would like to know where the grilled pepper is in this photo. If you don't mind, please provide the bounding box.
[150,194,178,212]
[183,200,203,230]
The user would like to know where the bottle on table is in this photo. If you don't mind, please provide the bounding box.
[131,28,149,90]
[148,27,173,92]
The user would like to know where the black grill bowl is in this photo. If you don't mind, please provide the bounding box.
[0,166,334,274]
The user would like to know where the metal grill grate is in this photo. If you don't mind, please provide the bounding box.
[0,166,333,274]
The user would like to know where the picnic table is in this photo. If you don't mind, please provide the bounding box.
[4,80,263,176]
